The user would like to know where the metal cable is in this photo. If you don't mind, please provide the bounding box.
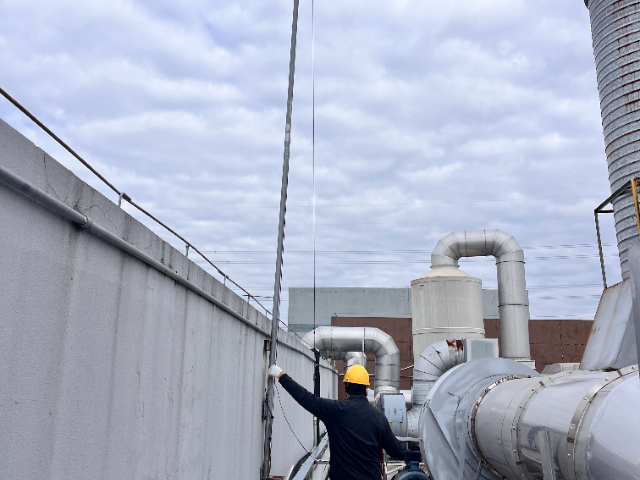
[275,383,310,453]
[0,85,272,317]
[199,243,618,254]
[310,0,323,447]
[312,0,317,362]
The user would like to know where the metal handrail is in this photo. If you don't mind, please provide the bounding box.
[0,85,272,317]
[594,178,640,288]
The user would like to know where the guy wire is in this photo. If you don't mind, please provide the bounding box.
[311,0,321,446]
[312,0,316,352]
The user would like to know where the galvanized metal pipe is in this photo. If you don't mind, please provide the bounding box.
[412,340,464,407]
[407,340,464,438]
[419,357,640,480]
[341,351,367,370]
[472,366,640,480]
[431,229,531,361]
[586,0,640,279]
[302,327,400,396]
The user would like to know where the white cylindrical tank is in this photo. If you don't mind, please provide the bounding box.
[410,265,484,364]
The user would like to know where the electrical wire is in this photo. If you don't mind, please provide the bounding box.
[193,252,619,265]
[152,194,606,211]
[173,214,603,228]
[199,243,617,255]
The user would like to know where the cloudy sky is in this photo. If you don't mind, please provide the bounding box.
[0,0,620,322]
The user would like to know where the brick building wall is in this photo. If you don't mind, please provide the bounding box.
[484,319,592,373]
[330,316,593,398]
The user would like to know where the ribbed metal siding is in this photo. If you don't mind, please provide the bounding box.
[588,0,640,278]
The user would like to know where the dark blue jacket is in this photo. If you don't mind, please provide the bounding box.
[279,374,404,480]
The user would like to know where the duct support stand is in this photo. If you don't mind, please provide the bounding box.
[593,178,640,288]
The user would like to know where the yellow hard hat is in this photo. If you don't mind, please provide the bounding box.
[344,365,370,386]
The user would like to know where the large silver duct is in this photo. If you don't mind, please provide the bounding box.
[431,229,531,361]
[473,365,639,480]
[586,0,640,279]
[338,351,367,371]
[301,326,400,396]
[418,358,640,480]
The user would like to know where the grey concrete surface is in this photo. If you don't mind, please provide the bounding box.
[0,118,336,479]
[288,287,507,333]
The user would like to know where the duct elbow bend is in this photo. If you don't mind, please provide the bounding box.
[301,326,400,395]
[430,229,524,266]
[412,340,464,407]
[368,328,400,357]
[429,229,530,361]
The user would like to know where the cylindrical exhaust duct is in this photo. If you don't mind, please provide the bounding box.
[427,229,531,362]
[301,326,400,396]
[586,0,640,279]
[472,365,639,480]
[417,357,640,480]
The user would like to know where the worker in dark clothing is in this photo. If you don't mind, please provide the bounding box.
[268,363,405,480]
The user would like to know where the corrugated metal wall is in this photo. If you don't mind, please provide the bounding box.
[587,0,640,278]
[0,119,336,479]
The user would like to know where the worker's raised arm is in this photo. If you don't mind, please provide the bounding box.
[268,365,336,421]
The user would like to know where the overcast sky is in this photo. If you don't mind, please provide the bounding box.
[0,0,620,322]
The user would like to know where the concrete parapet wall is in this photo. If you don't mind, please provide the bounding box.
[0,119,336,479]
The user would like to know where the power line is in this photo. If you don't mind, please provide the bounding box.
[150,194,606,211]
[199,243,617,255]
[193,252,618,265]
[174,214,602,228]
[228,283,606,291]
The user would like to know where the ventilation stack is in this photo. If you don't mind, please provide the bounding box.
[412,230,532,365]
[586,0,640,278]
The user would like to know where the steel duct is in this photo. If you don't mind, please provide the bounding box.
[340,351,367,370]
[302,327,400,396]
[431,229,531,361]
[586,0,640,279]
[418,358,640,480]
[472,365,640,480]
[407,340,464,438]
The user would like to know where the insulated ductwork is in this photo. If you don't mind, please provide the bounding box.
[412,340,464,407]
[418,357,640,480]
[431,229,531,361]
[586,0,640,279]
[473,366,640,480]
[407,340,464,438]
[301,326,400,396]
[339,351,367,371]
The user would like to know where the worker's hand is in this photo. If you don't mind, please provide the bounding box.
[268,365,284,378]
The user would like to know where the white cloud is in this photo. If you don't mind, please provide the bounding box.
[0,0,617,321]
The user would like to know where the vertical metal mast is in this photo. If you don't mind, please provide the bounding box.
[261,0,299,478]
